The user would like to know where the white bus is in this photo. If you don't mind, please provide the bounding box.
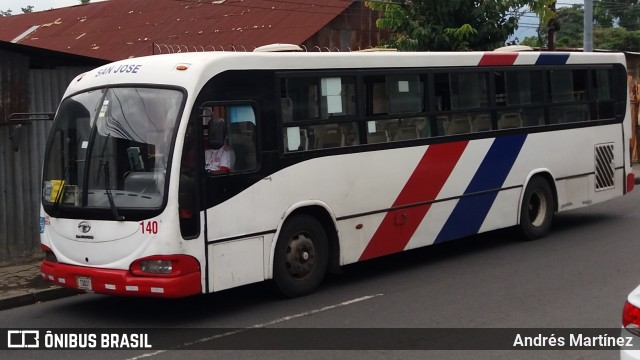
[38,48,633,298]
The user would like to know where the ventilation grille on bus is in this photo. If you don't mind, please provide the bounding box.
[595,143,615,191]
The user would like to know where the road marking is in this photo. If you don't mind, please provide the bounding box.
[124,293,383,359]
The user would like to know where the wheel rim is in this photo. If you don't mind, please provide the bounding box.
[528,189,548,227]
[284,232,316,279]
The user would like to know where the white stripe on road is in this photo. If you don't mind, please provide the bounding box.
[124,293,383,359]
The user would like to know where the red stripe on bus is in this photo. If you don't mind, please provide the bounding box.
[358,141,469,261]
[478,53,518,66]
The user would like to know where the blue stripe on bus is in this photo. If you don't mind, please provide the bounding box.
[434,134,527,244]
[535,53,570,65]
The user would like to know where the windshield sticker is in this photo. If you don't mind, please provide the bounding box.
[98,100,109,120]
[49,180,65,203]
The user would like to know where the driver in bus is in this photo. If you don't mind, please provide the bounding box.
[205,117,236,174]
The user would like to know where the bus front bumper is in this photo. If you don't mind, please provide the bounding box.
[41,260,202,298]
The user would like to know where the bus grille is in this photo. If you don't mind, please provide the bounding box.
[595,143,615,191]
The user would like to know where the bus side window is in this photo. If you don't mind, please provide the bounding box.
[227,104,257,171]
[371,82,388,115]
[281,97,293,123]
[386,75,423,114]
[229,123,256,171]
[179,122,200,239]
[591,68,615,120]
[317,125,341,149]
[434,73,452,111]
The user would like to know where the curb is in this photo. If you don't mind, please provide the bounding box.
[0,287,82,311]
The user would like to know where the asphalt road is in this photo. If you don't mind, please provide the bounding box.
[3,189,640,360]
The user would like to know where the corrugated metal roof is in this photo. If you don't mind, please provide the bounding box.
[0,0,355,61]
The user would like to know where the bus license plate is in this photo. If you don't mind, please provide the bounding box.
[77,276,92,291]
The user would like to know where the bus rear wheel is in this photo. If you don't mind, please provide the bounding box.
[273,214,328,297]
[520,176,554,240]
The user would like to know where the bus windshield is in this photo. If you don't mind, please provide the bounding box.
[42,87,184,216]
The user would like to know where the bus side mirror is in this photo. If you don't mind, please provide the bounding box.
[9,124,22,152]
[7,112,54,152]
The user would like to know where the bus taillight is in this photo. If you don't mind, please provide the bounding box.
[130,255,199,277]
[628,173,635,193]
[623,300,640,336]
[140,260,172,274]
[40,244,58,263]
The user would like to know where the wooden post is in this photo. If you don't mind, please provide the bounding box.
[547,1,557,51]
[630,75,640,163]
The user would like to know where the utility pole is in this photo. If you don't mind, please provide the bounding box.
[584,0,593,51]
[547,1,558,51]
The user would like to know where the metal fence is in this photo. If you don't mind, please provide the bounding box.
[0,68,91,264]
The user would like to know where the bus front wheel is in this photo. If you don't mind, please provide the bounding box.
[520,176,554,240]
[273,214,328,297]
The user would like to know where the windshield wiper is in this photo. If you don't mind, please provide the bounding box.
[96,133,124,221]
[100,159,124,221]
[51,130,71,215]
[51,164,70,215]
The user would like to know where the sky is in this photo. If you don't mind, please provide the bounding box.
[3,0,107,13]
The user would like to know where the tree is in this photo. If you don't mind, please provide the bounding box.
[365,0,549,51]
[520,3,640,51]
[544,4,584,48]
[0,6,34,16]
[596,27,640,51]
[595,0,640,31]
[80,0,91,4]
[520,4,581,48]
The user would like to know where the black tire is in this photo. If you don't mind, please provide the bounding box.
[520,176,554,240]
[273,214,328,297]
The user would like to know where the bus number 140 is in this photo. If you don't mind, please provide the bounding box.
[140,221,158,234]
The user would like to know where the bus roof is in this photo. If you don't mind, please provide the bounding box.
[65,50,627,97]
